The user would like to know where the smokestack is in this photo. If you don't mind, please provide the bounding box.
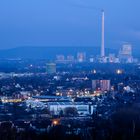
[101,10,105,57]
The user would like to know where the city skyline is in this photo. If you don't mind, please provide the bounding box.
[0,1,140,140]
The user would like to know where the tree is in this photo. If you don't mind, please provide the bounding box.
[111,106,140,140]
[64,107,78,117]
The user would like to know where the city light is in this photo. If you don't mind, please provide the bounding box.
[116,69,123,74]
[93,69,96,74]
[52,119,60,126]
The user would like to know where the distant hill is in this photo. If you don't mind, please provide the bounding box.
[0,46,121,59]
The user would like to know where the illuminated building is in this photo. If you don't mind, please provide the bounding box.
[108,53,115,63]
[89,55,94,63]
[77,52,86,62]
[1,97,22,103]
[31,95,71,102]
[67,55,74,61]
[118,43,133,63]
[92,80,110,92]
[56,55,65,62]
[47,102,91,115]
[46,63,56,74]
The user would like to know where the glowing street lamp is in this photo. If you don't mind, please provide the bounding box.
[116,69,122,74]
[52,119,60,126]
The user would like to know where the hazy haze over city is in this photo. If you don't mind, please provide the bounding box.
[0,0,140,50]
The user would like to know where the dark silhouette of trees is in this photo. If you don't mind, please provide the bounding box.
[64,107,78,117]
[111,106,140,140]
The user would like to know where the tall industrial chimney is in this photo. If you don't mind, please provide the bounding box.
[101,10,105,57]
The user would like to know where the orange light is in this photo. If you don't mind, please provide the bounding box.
[52,120,59,126]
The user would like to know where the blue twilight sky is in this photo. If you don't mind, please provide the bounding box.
[0,0,140,49]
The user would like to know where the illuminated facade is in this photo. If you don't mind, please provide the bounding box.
[92,80,110,92]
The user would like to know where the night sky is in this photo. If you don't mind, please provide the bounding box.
[0,0,140,50]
